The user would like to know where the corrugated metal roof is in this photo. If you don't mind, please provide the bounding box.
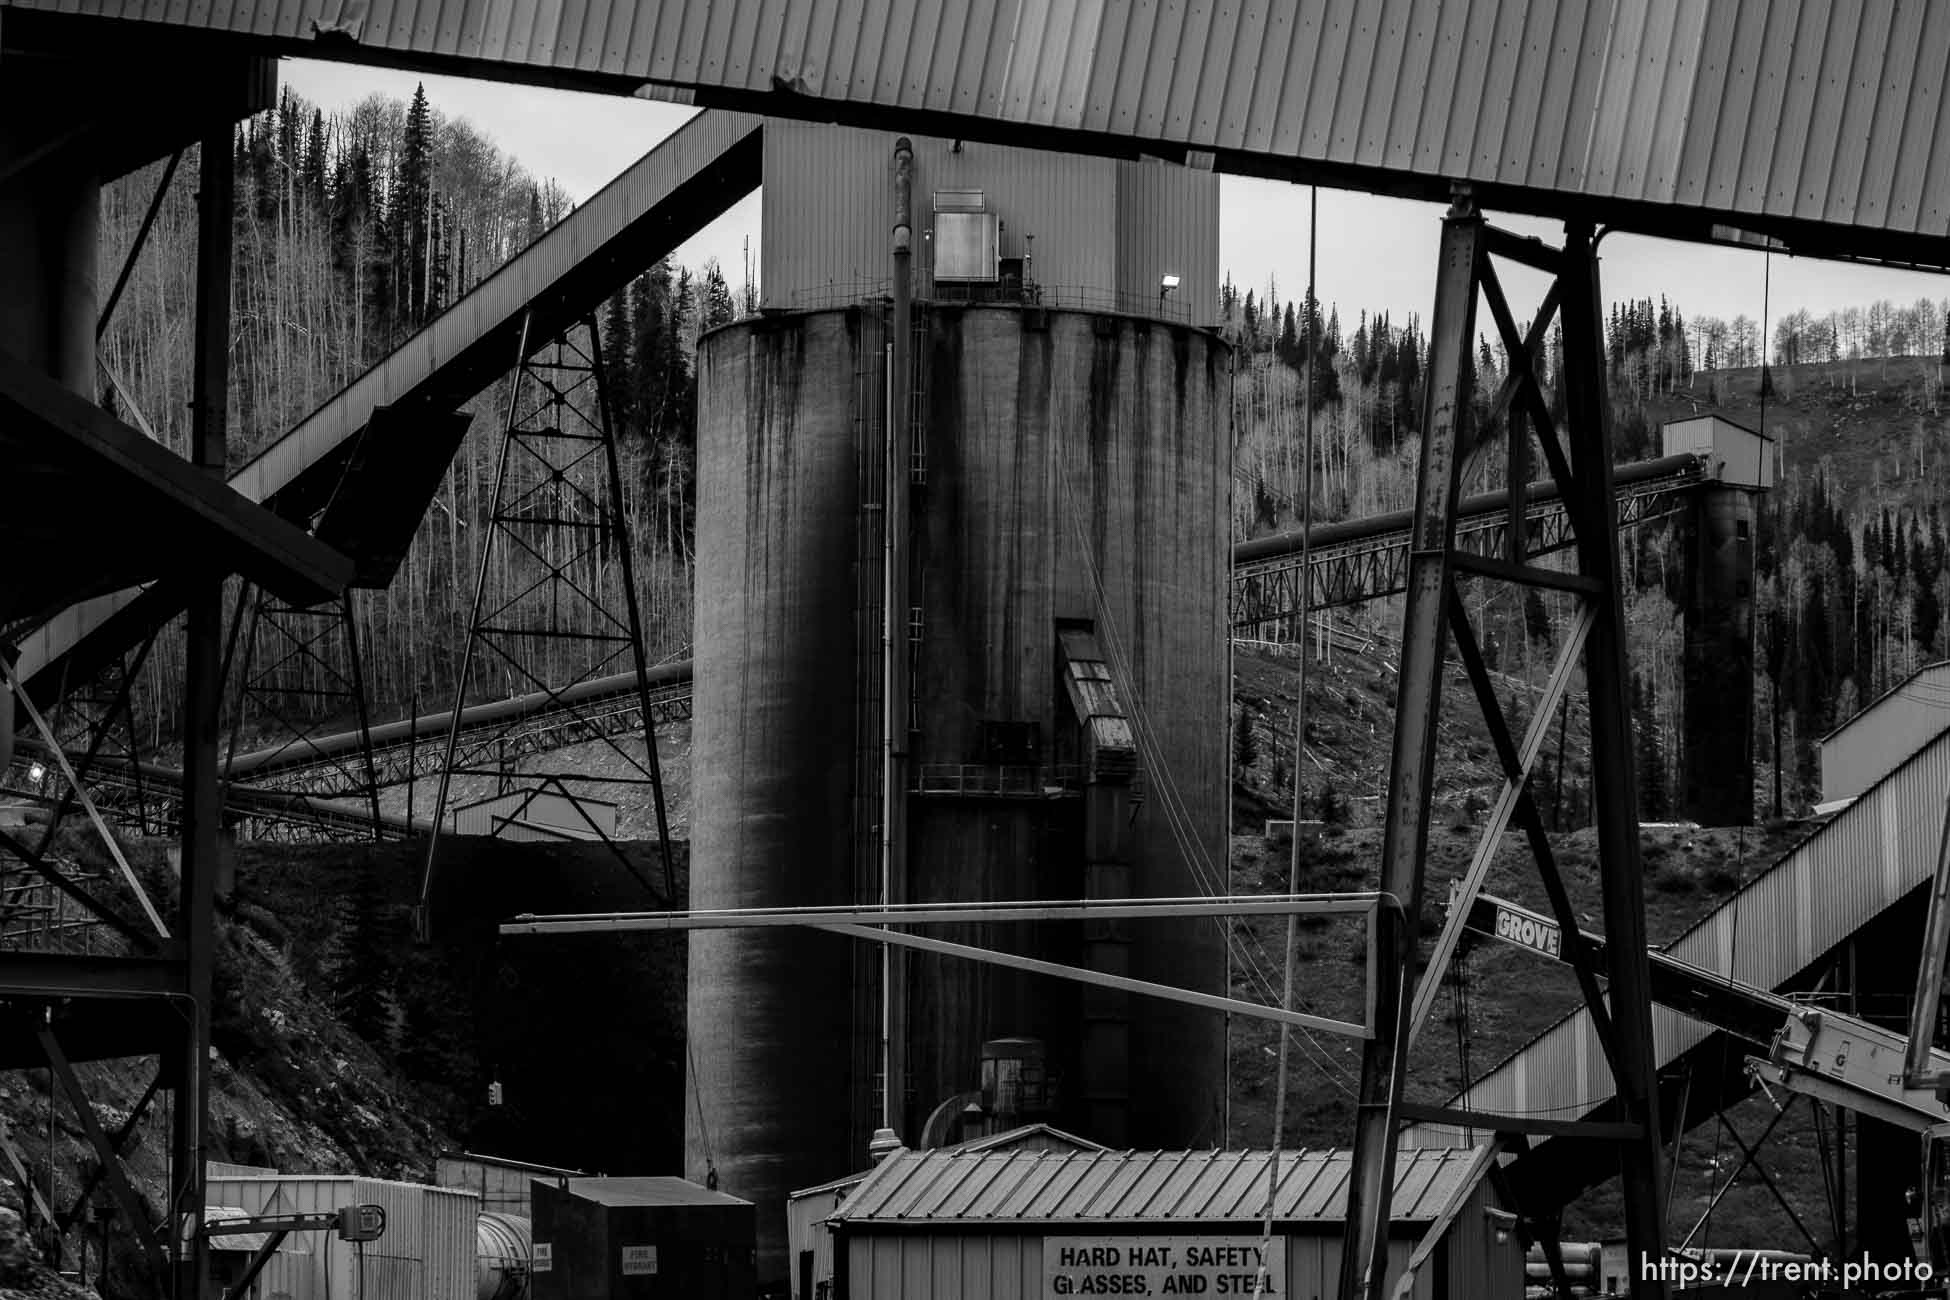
[560,1176,750,1208]
[9,1,1947,256]
[831,1147,1489,1227]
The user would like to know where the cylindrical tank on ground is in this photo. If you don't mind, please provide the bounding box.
[687,303,1228,1281]
[475,1212,531,1300]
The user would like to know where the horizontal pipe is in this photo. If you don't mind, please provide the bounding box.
[501,892,1384,934]
[813,921,1373,1040]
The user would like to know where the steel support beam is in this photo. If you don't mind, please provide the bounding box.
[1905,787,1950,1087]
[172,126,230,1300]
[0,952,184,998]
[61,1068,162,1232]
[1393,1103,1641,1142]
[1338,200,1482,1300]
[812,922,1370,1039]
[1406,607,1591,1043]
[38,1024,165,1281]
[1340,212,1670,1299]
[1560,221,1668,1292]
[501,892,1383,934]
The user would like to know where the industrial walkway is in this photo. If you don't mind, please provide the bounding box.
[1408,697,1950,1213]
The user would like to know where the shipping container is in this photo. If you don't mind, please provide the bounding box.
[205,1175,478,1300]
[532,1177,754,1300]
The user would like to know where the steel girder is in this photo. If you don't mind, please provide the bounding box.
[1229,469,1697,634]
[1336,206,1669,1300]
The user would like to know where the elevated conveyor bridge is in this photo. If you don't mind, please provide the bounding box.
[1409,720,1950,1221]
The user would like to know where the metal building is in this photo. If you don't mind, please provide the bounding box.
[203,1175,480,1300]
[788,1123,1106,1300]
[823,1146,1518,1300]
[686,123,1227,1285]
[761,119,1219,326]
[1816,660,1950,810]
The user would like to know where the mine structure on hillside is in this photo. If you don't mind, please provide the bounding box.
[7,4,1950,1299]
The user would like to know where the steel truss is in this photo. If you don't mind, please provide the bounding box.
[419,312,677,927]
[223,588,381,837]
[1229,469,1698,635]
[1338,205,1668,1299]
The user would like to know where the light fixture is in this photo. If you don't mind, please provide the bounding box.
[1160,273,1181,294]
[26,762,44,783]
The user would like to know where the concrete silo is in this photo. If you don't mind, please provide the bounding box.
[685,123,1228,1283]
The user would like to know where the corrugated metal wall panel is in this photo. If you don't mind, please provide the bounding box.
[842,1231,1465,1300]
[206,1176,478,1300]
[18,0,1950,249]
[761,120,1218,322]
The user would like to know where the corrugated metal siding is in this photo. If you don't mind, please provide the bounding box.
[16,1,1950,249]
[1408,726,1950,1149]
[435,1156,567,1219]
[1818,661,1950,803]
[842,1232,1437,1300]
[764,120,1193,314]
[834,1147,1487,1226]
[206,1176,479,1300]
[1113,157,1220,328]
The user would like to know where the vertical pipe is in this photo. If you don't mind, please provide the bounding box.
[176,127,234,1300]
[882,136,914,1138]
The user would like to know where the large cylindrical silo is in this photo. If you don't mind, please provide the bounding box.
[687,303,1228,1282]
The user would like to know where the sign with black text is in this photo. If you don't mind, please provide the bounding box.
[1493,904,1562,959]
[1044,1236,1286,1296]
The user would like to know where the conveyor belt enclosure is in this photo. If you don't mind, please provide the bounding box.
[7,2,1950,265]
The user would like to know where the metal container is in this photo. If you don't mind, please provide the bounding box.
[204,1175,479,1300]
[530,1177,754,1300]
[828,1147,1522,1300]
[476,1213,532,1300]
[689,303,1228,1282]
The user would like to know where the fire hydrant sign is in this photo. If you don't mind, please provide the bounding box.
[619,1245,659,1275]
[1045,1237,1286,1295]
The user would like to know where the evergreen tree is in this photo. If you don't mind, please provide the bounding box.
[1233,710,1258,772]
[303,110,329,213]
[392,83,435,330]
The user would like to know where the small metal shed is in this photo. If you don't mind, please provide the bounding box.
[789,1124,1107,1300]
[826,1146,1519,1300]
[531,1176,754,1300]
[203,1174,479,1300]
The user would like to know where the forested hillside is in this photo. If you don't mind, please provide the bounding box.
[98,85,740,741]
[1227,275,1950,818]
[87,85,1950,818]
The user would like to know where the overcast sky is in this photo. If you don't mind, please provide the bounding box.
[285,59,1950,337]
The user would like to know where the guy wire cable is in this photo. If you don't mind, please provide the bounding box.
[1253,183,1319,1299]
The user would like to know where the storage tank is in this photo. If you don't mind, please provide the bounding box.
[476,1213,531,1300]
[686,300,1229,1280]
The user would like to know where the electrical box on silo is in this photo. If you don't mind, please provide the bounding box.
[530,1177,755,1300]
